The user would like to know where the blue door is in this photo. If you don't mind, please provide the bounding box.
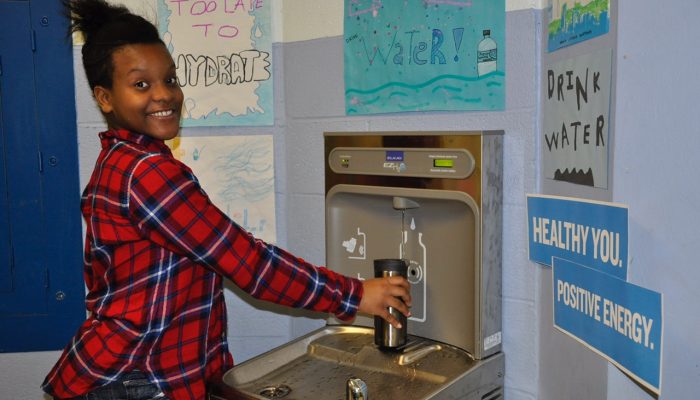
[0,0,85,352]
[0,44,10,294]
[0,0,47,317]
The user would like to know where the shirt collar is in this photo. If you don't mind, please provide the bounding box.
[99,129,173,155]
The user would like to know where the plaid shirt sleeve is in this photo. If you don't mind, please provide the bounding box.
[128,154,362,320]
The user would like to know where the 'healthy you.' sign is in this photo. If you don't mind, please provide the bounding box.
[527,194,628,280]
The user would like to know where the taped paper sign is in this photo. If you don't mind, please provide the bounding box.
[344,0,506,114]
[543,49,612,188]
[553,257,663,395]
[158,0,273,127]
[527,194,628,280]
[168,135,276,243]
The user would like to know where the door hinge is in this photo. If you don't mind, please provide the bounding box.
[44,268,50,289]
[31,29,37,52]
[38,150,44,172]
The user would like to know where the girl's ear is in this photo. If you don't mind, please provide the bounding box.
[93,86,114,114]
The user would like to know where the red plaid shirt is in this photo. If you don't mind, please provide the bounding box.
[42,129,362,399]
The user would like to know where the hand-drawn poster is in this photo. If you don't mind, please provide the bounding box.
[168,135,276,243]
[547,0,610,52]
[543,48,612,188]
[158,0,273,127]
[344,0,505,115]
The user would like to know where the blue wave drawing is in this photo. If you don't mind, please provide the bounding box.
[213,140,274,203]
[346,71,504,114]
[431,85,462,94]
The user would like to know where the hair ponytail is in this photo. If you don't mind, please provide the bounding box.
[63,0,164,90]
[64,0,129,40]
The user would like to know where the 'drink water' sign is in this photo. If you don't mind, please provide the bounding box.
[527,194,628,280]
[553,257,663,395]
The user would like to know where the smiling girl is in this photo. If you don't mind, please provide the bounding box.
[42,1,410,399]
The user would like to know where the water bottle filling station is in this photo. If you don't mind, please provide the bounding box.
[209,131,505,400]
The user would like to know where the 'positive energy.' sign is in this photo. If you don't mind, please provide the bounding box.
[553,257,663,395]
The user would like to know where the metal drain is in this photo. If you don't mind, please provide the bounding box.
[259,384,292,398]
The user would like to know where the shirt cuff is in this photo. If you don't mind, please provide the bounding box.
[333,274,364,322]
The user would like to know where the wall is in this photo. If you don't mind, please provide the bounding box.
[275,1,700,399]
[280,7,540,400]
[0,2,542,400]
[536,1,618,399]
[2,0,699,399]
[608,0,700,398]
[536,0,700,399]
[537,0,700,399]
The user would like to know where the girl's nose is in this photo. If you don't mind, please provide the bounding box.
[152,83,178,102]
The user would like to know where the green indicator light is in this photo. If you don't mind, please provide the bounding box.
[433,159,454,168]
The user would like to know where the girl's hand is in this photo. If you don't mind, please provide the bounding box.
[358,276,412,329]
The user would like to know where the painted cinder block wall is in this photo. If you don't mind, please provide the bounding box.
[607,0,700,398]
[1,1,698,399]
[279,8,540,400]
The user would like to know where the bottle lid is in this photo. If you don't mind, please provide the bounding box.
[374,259,408,275]
[483,29,490,36]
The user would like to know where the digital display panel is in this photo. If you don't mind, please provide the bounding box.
[433,159,455,168]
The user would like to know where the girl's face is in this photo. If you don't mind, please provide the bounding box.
[94,43,184,141]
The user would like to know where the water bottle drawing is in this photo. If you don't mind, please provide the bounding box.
[399,217,427,322]
[477,29,497,77]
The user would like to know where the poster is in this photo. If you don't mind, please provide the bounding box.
[344,0,505,115]
[527,194,628,280]
[553,257,663,395]
[158,0,273,127]
[543,48,612,188]
[168,135,276,243]
[547,0,610,52]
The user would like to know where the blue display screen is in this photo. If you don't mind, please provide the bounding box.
[386,150,404,161]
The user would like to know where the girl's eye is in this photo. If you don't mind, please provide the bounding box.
[166,77,179,86]
[134,81,149,89]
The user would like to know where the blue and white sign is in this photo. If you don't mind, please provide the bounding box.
[527,194,628,280]
[553,257,663,395]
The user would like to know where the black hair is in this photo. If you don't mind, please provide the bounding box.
[63,0,165,90]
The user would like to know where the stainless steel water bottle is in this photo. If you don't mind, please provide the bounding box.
[373,258,408,350]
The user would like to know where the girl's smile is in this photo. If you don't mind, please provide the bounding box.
[93,43,184,140]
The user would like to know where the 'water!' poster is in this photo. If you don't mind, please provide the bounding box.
[344,0,505,115]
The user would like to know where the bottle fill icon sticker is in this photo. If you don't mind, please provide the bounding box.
[342,227,367,260]
[399,217,427,322]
